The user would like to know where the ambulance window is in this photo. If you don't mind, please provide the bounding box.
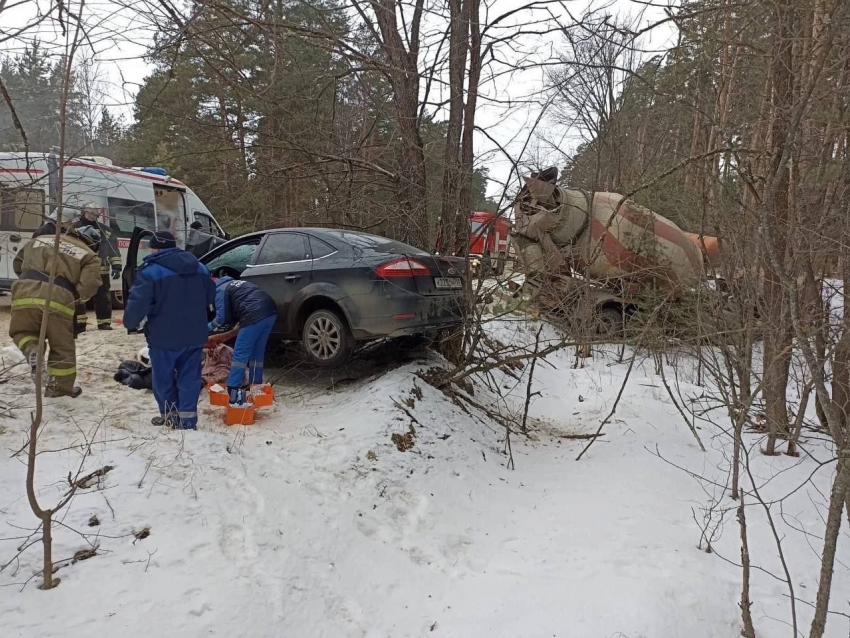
[108,197,156,233]
[193,212,215,234]
[0,188,44,231]
[154,188,182,231]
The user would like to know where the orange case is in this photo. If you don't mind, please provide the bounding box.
[208,385,229,407]
[225,404,255,426]
[249,384,274,408]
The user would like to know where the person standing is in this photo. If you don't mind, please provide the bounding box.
[9,223,102,397]
[186,220,203,254]
[208,275,277,405]
[123,231,215,429]
[73,202,121,331]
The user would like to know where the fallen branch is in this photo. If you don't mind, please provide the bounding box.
[65,465,114,495]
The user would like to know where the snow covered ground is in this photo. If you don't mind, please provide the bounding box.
[1,307,848,638]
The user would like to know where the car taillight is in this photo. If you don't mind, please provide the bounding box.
[376,257,431,277]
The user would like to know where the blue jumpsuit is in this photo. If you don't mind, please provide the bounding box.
[208,277,277,389]
[124,248,215,429]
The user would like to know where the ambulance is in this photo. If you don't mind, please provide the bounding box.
[0,151,229,307]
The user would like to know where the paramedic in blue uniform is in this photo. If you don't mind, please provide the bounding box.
[123,231,216,429]
[208,275,277,404]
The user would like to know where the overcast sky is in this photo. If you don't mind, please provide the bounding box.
[2,0,676,201]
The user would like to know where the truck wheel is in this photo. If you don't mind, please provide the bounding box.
[110,290,124,310]
[302,309,353,367]
[481,252,493,276]
[595,306,625,337]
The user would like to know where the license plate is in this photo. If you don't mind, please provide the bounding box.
[434,277,462,289]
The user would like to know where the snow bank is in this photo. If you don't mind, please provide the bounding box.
[0,315,847,637]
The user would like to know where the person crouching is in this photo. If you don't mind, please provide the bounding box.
[123,231,215,429]
[208,275,276,405]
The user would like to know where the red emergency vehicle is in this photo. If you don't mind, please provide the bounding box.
[435,211,511,275]
[468,211,511,274]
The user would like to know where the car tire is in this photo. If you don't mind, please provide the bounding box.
[595,306,626,337]
[110,290,124,310]
[302,309,353,367]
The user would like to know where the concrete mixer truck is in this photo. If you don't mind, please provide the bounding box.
[511,168,703,329]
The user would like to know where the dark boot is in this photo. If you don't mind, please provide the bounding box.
[151,412,178,427]
[98,324,113,331]
[227,386,248,406]
[45,385,82,398]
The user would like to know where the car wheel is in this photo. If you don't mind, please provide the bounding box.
[595,306,625,337]
[302,309,353,367]
[110,290,124,310]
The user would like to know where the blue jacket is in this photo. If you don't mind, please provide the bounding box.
[124,248,216,349]
[209,276,277,329]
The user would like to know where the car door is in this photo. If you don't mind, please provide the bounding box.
[189,210,227,257]
[0,187,46,286]
[202,237,262,280]
[122,226,154,306]
[241,232,312,336]
[0,188,13,283]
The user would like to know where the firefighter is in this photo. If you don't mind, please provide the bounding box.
[74,202,121,331]
[9,223,102,398]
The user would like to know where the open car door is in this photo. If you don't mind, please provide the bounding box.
[187,232,225,258]
[121,226,154,308]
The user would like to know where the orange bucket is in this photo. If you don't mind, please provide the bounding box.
[249,384,274,408]
[225,404,255,426]
[208,385,229,407]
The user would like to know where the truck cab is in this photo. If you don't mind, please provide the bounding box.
[434,210,511,276]
[468,211,511,275]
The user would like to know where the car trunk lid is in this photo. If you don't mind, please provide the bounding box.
[408,254,465,296]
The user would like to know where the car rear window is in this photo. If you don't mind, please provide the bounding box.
[257,233,309,264]
[309,236,337,258]
[323,230,425,255]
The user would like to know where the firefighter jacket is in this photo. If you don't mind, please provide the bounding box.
[11,230,102,321]
[74,217,121,275]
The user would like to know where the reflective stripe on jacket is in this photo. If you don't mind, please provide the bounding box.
[11,232,102,318]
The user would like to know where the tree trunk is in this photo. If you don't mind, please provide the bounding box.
[809,460,849,638]
[762,0,795,455]
[439,0,469,254]
[370,0,429,248]
[439,0,482,365]
[738,495,756,638]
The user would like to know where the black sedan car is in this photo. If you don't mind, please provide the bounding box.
[123,227,465,367]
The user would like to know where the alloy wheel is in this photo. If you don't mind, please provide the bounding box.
[306,316,342,360]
